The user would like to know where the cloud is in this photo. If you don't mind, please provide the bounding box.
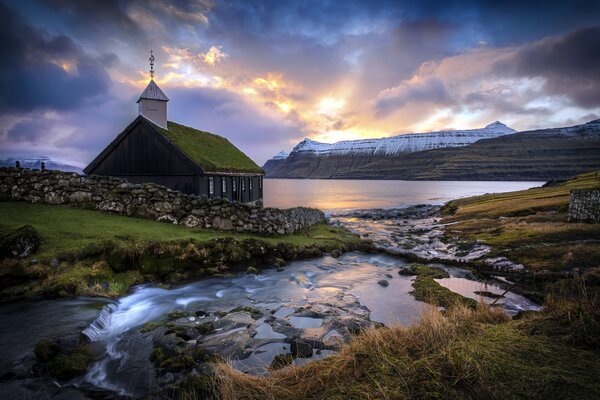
[494,26,600,107]
[167,86,306,164]
[201,45,228,65]
[376,75,452,116]
[0,3,114,113]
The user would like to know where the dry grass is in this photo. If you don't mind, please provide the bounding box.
[210,303,600,400]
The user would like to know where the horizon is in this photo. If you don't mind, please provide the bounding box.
[1,0,600,166]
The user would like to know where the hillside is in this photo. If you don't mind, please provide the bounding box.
[266,119,600,180]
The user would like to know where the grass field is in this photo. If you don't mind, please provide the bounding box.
[0,201,363,299]
[442,171,600,271]
[0,201,359,260]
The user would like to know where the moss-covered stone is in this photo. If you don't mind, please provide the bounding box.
[46,346,92,379]
[197,321,215,335]
[34,339,59,362]
[229,306,263,320]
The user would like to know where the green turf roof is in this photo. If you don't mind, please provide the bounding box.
[155,121,264,174]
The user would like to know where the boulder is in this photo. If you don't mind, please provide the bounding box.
[0,225,41,258]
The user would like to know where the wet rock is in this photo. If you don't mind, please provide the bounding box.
[290,338,313,358]
[0,225,41,258]
[377,279,389,287]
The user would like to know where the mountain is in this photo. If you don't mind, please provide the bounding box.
[0,157,83,173]
[261,151,289,176]
[264,119,600,181]
[264,121,517,178]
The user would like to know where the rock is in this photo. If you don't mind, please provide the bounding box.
[290,338,313,358]
[0,225,41,258]
[69,191,92,203]
[49,258,60,267]
[157,214,178,224]
[45,192,64,204]
[377,279,389,287]
[99,200,124,213]
[212,216,234,230]
[182,214,201,228]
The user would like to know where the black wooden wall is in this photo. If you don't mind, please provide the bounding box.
[88,119,263,202]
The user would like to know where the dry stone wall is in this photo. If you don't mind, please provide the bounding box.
[0,168,326,235]
[568,189,600,223]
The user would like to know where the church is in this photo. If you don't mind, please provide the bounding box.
[84,53,264,204]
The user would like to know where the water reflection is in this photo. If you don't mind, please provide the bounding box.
[264,179,543,211]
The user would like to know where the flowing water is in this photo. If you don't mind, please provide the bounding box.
[0,180,544,398]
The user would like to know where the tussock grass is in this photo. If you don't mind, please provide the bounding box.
[212,304,600,400]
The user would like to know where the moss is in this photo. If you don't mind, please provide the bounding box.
[409,265,477,308]
[229,306,263,320]
[34,339,59,362]
[157,121,263,174]
[197,321,215,335]
[141,321,164,333]
[270,353,293,370]
[47,346,92,379]
[168,310,188,319]
[246,266,258,274]
[150,344,210,374]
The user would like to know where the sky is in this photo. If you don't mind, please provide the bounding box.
[1,0,600,167]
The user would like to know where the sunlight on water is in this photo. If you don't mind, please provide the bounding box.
[264,179,544,211]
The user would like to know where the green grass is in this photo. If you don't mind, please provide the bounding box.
[442,171,600,222]
[409,265,478,308]
[441,171,600,272]
[0,201,364,299]
[0,202,358,259]
[158,121,264,174]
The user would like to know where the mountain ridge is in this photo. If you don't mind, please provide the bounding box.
[264,119,600,181]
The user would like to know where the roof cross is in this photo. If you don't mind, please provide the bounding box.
[149,49,155,79]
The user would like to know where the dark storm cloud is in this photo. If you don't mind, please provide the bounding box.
[0,3,115,113]
[494,27,600,108]
[6,118,49,143]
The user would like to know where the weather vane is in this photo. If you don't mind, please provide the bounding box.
[149,49,155,79]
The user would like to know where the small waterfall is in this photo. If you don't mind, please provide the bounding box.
[82,303,117,341]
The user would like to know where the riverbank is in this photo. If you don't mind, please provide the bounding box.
[0,201,370,300]
[2,173,599,399]
[210,172,600,400]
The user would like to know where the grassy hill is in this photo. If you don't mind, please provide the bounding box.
[442,170,600,272]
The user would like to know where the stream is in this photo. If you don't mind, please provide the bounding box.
[0,209,540,399]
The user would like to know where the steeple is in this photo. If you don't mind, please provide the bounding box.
[137,50,169,129]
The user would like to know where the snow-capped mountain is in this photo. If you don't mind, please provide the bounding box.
[290,121,516,157]
[271,151,289,160]
[263,118,600,180]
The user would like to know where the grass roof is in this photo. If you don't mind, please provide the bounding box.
[155,121,263,174]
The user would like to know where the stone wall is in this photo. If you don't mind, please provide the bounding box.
[568,189,600,223]
[0,168,326,235]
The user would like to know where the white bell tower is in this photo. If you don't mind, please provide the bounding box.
[137,50,169,129]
